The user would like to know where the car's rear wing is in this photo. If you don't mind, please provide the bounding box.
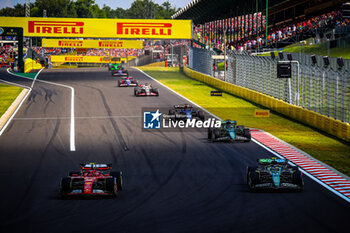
[221,120,237,124]
[80,163,112,170]
[174,104,193,109]
[257,158,287,165]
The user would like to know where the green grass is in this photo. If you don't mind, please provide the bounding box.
[140,68,350,176]
[0,84,23,116]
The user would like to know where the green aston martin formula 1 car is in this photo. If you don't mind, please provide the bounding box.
[247,158,304,191]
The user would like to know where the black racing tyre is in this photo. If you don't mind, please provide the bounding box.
[237,125,245,131]
[153,88,159,96]
[197,111,205,121]
[134,87,140,96]
[106,177,117,196]
[169,109,176,115]
[247,167,259,191]
[69,171,80,176]
[292,169,304,189]
[110,171,123,191]
[243,128,251,141]
[211,128,220,142]
[208,128,213,139]
[117,80,121,87]
[61,177,72,195]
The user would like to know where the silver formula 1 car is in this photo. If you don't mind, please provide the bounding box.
[134,83,159,96]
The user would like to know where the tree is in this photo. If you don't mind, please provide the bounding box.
[0,0,178,19]
[0,3,25,17]
[128,0,155,19]
[75,0,94,18]
[34,0,74,17]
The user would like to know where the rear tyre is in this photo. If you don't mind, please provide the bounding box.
[292,169,304,190]
[243,128,251,142]
[208,128,213,139]
[110,171,123,191]
[247,167,259,191]
[61,177,72,196]
[117,80,121,87]
[153,88,159,96]
[211,128,220,142]
[197,111,205,121]
[106,178,117,196]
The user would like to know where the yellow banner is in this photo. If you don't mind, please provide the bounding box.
[51,56,127,63]
[42,39,143,49]
[0,17,192,39]
[254,109,270,118]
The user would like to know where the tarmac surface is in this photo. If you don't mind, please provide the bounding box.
[0,68,349,233]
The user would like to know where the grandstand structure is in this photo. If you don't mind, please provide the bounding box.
[172,0,348,50]
[172,0,350,126]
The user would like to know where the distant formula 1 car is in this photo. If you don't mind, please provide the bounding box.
[117,77,138,87]
[109,63,121,71]
[168,104,205,121]
[60,163,123,197]
[247,158,304,191]
[208,120,251,142]
[134,83,159,96]
[112,67,129,77]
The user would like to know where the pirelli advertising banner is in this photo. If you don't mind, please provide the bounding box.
[0,17,192,39]
[51,56,125,63]
[42,39,143,49]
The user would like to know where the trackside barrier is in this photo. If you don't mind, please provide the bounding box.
[24,58,43,73]
[183,66,350,142]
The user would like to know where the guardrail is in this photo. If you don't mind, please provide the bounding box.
[183,66,350,142]
[189,47,350,124]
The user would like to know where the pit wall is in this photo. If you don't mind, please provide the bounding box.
[183,66,350,142]
[24,58,43,73]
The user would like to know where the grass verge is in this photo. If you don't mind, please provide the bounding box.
[139,67,350,176]
[0,83,23,117]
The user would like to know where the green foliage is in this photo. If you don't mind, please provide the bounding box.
[0,0,178,19]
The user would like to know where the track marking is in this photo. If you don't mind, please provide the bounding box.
[6,68,76,152]
[135,67,350,204]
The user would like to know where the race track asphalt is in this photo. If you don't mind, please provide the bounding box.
[0,68,349,233]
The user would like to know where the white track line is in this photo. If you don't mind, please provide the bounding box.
[135,67,350,204]
[6,68,76,152]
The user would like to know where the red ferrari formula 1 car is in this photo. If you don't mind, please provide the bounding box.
[134,83,159,96]
[60,163,123,197]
